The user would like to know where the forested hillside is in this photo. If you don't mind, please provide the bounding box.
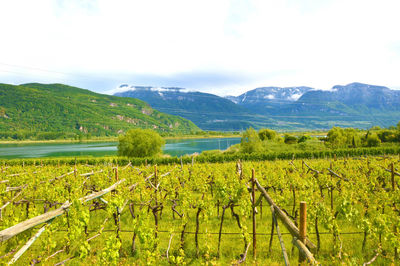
[0,83,199,140]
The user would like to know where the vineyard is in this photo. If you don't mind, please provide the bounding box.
[0,155,399,265]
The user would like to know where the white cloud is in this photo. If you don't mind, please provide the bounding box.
[0,0,400,95]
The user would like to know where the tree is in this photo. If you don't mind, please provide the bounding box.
[118,129,165,158]
[284,134,298,144]
[326,127,361,148]
[298,135,311,143]
[377,130,396,142]
[366,133,381,147]
[397,121,400,141]
[240,128,263,154]
[326,127,346,148]
[258,128,277,141]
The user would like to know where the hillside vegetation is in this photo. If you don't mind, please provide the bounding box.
[115,86,260,131]
[0,83,199,140]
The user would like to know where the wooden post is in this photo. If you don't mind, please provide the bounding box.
[392,163,398,258]
[154,165,158,206]
[255,179,316,251]
[115,165,119,181]
[334,154,337,161]
[391,162,395,191]
[154,165,158,186]
[252,168,256,259]
[180,156,183,170]
[270,205,289,266]
[299,201,307,263]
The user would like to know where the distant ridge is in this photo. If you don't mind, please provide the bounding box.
[114,86,261,131]
[115,82,400,131]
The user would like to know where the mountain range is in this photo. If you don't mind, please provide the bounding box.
[114,86,263,131]
[115,82,400,131]
[1,82,399,139]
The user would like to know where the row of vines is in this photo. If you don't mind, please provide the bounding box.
[0,155,399,264]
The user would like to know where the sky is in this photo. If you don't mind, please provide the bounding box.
[1,0,400,96]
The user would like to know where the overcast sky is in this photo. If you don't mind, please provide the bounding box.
[1,0,400,96]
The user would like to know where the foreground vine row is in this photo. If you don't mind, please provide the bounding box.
[0,155,399,265]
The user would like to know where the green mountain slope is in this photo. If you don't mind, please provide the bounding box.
[0,83,199,139]
[114,86,269,131]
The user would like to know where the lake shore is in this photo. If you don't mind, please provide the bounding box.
[0,134,241,145]
[0,136,242,159]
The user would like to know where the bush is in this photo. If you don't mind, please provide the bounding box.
[284,134,297,144]
[366,134,381,147]
[240,128,263,154]
[377,130,397,142]
[258,128,277,141]
[117,129,165,158]
[327,127,361,148]
[298,135,311,143]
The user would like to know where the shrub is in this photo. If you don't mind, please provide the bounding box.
[284,134,297,144]
[240,128,263,154]
[117,129,165,158]
[258,128,277,141]
[298,135,311,143]
[366,134,381,147]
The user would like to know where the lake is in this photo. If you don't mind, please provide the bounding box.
[0,137,241,159]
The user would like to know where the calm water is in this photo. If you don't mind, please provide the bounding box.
[0,137,241,159]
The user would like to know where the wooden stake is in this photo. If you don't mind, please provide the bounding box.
[154,165,158,187]
[9,223,49,264]
[180,156,183,170]
[252,168,256,259]
[391,162,395,191]
[255,179,316,251]
[0,179,126,242]
[292,237,317,264]
[270,205,289,266]
[299,201,307,263]
[154,165,158,204]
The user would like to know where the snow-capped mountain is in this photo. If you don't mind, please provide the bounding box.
[298,82,400,109]
[226,86,314,105]
[114,85,257,131]
[113,83,400,131]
